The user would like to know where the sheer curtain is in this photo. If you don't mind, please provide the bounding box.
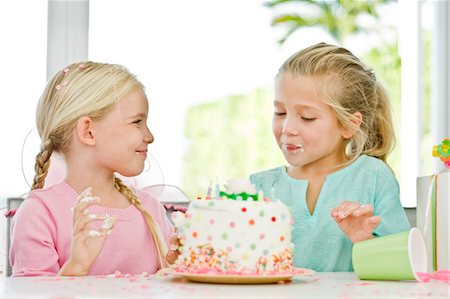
[399,0,450,207]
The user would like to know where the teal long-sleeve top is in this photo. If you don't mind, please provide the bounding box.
[250,155,410,272]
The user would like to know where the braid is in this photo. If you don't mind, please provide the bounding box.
[31,140,53,190]
[114,177,168,268]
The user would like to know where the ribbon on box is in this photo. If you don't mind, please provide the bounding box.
[424,174,438,271]
[424,138,450,271]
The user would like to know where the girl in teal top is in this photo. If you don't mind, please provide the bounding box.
[250,43,410,272]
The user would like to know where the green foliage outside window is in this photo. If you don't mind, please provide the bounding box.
[182,89,284,198]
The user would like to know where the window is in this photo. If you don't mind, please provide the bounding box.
[0,0,47,277]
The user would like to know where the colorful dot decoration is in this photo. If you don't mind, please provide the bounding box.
[174,191,294,275]
[179,205,290,246]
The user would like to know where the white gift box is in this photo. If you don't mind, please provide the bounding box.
[416,169,450,272]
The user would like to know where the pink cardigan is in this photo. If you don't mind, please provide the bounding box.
[10,181,173,277]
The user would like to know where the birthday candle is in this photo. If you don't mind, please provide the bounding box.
[215,179,220,198]
[206,180,212,197]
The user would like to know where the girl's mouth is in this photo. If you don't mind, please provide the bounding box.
[284,143,304,153]
[136,150,147,157]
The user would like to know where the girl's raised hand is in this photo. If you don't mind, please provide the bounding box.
[59,187,116,276]
[330,201,380,243]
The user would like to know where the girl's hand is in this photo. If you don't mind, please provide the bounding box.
[331,201,380,243]
[60,188,116,276]
[165,234,181,265]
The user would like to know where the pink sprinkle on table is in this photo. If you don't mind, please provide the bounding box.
[417,270,450,282]
[345,282,374,287]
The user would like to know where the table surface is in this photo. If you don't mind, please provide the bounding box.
[0,272,448,299]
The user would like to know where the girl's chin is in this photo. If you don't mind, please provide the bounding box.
[118,167,144,178]
[283,156,303,167]
[283,152,310,167]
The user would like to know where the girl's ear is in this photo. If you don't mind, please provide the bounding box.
[76,116,96,145]
[341,111,362,139]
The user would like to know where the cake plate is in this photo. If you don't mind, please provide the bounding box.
[165,268,315,284]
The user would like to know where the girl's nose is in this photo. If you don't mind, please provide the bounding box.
[144,128,154,144]
[282,116,299,135]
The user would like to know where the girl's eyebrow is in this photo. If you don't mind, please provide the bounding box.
[273,100,284,107]
[128,112,147,119]
[294,104,321,112]
[274,100,320,112]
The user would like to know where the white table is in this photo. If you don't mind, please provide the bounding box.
[0,272,448,299]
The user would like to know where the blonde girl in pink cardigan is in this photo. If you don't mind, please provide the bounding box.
[10,62,178,276]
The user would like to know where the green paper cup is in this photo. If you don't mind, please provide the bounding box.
[352,228,427,281]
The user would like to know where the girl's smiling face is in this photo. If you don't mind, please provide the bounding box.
[93,88,154,177]
[273,74,350,175]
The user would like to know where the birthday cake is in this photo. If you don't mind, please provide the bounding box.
[171,178,294,275]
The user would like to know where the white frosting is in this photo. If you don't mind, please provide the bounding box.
[88,230,103,237]
[172,198,293,272]
[80,196,96,203]
[101,217,114,229]
[223,178,256,194]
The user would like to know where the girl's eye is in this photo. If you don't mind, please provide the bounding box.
[274,112,286,116]
[301,117,316,121]
[133,119,142,124]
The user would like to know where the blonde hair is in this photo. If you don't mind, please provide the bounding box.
[32,61,168,268]
[277,42,395,163]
